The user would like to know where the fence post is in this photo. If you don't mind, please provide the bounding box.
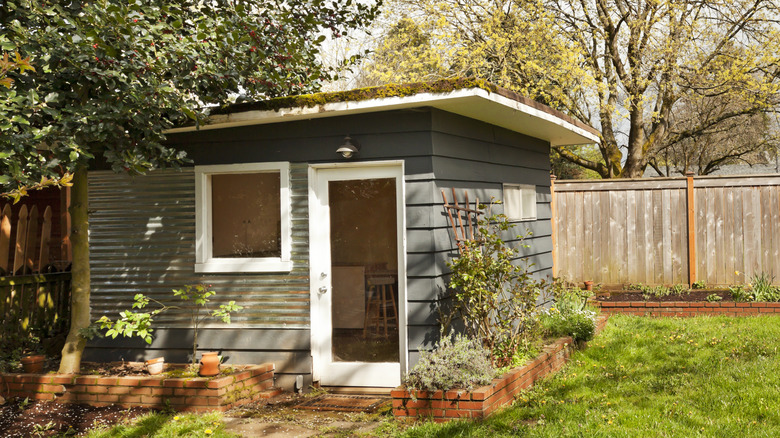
[550,174,558,278]
[686,172,697,287]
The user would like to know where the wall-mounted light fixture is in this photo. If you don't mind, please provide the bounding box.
[336,135,360,159]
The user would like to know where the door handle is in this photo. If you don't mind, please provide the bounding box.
[318,286,328,294]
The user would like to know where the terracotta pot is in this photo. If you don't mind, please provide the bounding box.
[145,357,165,375]
[584,280,594,291]
[198,352,220,377]
[20,355,45,373]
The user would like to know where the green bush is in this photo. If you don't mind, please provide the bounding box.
[446,203,545,367]
[404,333,495,393]
[540,309,596,343]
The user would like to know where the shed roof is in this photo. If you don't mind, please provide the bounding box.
[168,79,600,147]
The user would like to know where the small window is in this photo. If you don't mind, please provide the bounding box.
[503,184,537,221]
[195,163,291,273]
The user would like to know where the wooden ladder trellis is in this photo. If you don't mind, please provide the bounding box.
[441,188,483,252]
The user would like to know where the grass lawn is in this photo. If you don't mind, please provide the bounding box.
[400,315,780,437]
[85,411,238,438]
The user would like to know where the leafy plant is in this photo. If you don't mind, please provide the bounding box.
[540,307,597,343]
[172,284,243,364]
[692,280,707,290]
[446,203,546,367]
[404,333,495,393]
[95,285,242,364]
[749,272,780,302]
[706,293,723,302]
[730,285,754,302]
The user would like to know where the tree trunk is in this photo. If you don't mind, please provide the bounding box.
[58,166,90,374]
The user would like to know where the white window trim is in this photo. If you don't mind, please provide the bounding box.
[503,183,537,221]
[195,162,292,273]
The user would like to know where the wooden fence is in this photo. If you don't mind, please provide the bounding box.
[0,201,71,341]
[551,174,780,287]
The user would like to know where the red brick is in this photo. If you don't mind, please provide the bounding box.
[116,395,142,404]
[163,379,186,388]
[721,302,736,307]
[139,378,164,387]
[85,385,109,394]
[117,377,142,387]
[77,393,97,402]
[149,387,173,396]
[233,371,252,381]
[759,308,775,313]
[767,303,780,308]
[206,376,233,389]
[141,395,164,404]
[97,394,120,403]
[96,377,118,386]
[458,401,485,410]
[51,375,75,385]
[183,379,209,389]
[186,396,211,406]
[390,389,409,398]
[752,303,768,308]
[75,376,98,385]
[736,303,751,307]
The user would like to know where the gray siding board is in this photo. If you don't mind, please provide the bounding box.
[433,156,551,185]
[431,132,549,168]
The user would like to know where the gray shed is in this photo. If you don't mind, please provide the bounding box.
[85,81,599,390]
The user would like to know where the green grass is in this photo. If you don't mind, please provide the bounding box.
[85,411,238,438]
[398,315,780,437]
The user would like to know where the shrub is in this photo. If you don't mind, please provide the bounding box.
[446,203,545,367]
[750,272,780,302]
[540,308,597,343]
[404,333,495,393]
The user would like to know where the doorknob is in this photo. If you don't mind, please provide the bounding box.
[318,286,328,294]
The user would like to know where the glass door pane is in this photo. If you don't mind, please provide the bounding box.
[329,178,399,363]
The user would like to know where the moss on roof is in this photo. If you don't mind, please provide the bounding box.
[211,78,499,115]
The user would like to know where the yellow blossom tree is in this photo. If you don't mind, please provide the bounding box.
[363,0,780,178]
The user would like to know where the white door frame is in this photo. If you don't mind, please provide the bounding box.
[308,160,408,387]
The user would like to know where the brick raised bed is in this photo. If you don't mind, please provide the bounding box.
[0,363,280,412]
[595,301,780,317]
[391,316,609,422]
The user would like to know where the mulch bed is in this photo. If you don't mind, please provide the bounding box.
[595,290,732,302]
[0,398,151,437]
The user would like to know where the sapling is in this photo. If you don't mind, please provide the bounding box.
[172,284,243,364]
[96,285,242,364]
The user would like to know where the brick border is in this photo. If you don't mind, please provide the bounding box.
[0,363,281,412]
[594,301,780,317]
[391,316,609,422]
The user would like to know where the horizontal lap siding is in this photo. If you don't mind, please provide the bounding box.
[88,111,435,388]
[406,109,552,359]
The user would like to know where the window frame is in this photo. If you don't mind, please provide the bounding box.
[195,162,292,273]
[503,183,537,221]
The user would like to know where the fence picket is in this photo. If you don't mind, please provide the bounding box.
[13,205,29,275]
[39,206,52,271]
[25,205,39,274]
[0,204,10,274]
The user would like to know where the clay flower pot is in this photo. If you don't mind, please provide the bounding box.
[145,357,165,375]
[584,280,594,291]
[20,355,45,373]
[198,352,220,377]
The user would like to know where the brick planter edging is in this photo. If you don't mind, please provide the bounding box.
[595,301,780,317]
[391,316,609,422]
[0,363,281,412]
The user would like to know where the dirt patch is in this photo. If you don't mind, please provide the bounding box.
[595,290,733,302]
[0,399,150,437]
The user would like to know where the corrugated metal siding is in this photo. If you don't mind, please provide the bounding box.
[88,164,310,328]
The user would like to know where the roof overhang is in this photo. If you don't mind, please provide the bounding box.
[166,87,600,147]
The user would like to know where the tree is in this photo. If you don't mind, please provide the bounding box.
[0,0,378,373]
[362,0,780,178]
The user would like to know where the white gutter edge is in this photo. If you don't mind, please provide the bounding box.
[164,88,600,145]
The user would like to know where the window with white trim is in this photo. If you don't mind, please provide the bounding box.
[503,184,537,221]
[195,162,292,273]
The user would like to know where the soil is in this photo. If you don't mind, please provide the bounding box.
[595,290,732,302]
[0,399,151,437]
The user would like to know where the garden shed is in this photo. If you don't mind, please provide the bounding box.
[84,80,599,390]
